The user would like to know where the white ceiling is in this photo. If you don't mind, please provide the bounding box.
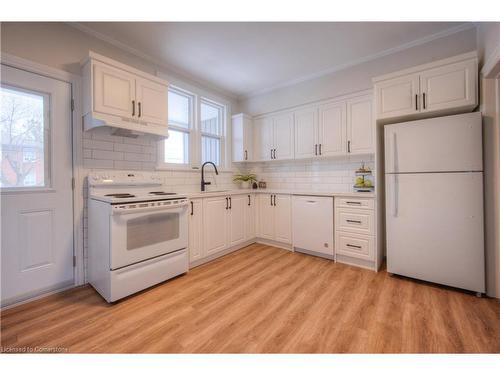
[74,22,470,98]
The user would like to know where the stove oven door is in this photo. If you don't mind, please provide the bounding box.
[110,204,188,270]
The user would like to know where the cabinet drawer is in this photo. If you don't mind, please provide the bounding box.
[336,209,374,235]
[335,232,374,261]
[335,197,374,210]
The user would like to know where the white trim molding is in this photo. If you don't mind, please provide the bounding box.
[481,42,500,78]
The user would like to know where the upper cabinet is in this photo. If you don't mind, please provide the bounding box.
[346,95,373,155]
[253,112,294,161]
[232,114,253,162]
[82,52,169,138]
[374,52,478,123]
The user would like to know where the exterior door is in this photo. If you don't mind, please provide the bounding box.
[203,196,228,256]
[1,64,74,307]
[93,62,136,119]
[273,113,294,160]
[258,194,275,240]
[188,199,204,263]
[294,107,317,159]
[229,195,246,247]
[347,96,374,154]
[274,194,292,244]
[135,77,168,125]
[420,60,477,113]
[375,73,419,120]
[318,101,346,157]
[254,117,273,161]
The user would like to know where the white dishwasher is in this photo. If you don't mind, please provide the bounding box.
[292,195,334,259]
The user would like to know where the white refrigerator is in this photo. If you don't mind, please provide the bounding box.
[385,112,485,294]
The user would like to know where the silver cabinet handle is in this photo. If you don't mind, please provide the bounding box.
[393,175,399,217]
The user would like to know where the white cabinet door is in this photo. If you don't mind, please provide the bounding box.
[254,117,274,161]
[274,194,292,244]
[347,96,374,154]
[294,107,317,159]
[203,197,228,256]
[135,77,168,126]
[258,194,275,240]
[93,62,136,119]
[273,112,294,160]
[232,114,253,162]
[229,195,246,247]
[245,194,256,241]
[188,199,204,263]
[375,73,419,120]
[318,101,346,157]
[420,60,477,113]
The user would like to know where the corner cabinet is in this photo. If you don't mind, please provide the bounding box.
[232,114,253,162]
[374,52,478,123]
[82,51,169,138]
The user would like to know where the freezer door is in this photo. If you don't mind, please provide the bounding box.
[385,112,482,173]
[385,172,485,293]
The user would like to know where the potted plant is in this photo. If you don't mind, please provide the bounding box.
[232,173,257,189]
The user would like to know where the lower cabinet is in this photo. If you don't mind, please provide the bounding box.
[245,194,256,241]
[334,196,376,268]
[228,194,246,247]
[203,196,229,256]
[257,193,292,244]
[188,199,204,263]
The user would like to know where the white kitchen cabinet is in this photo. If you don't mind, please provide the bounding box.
[374,74,419,120]
[346,95,374,154]
[374,52,478,122]
[335,196,376,265]
[228,195,246,247]
[82,52,169,137]
[188,199,204,263]
[274,113,295,160]
[318,101,347,157]
[257,193,292,244]
[254,117,274,161]
[245,194,256,241]
[232,114,253,162]
[203,196,229,256]
[294,107,318,159]
[254,113,294,161]
[257,193,275,240]
[93,62,137,119]
[419,60,477,113]
[135,77,168,126]
[274,195,292,243]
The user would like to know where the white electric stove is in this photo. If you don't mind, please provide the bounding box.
[88,171,189,302]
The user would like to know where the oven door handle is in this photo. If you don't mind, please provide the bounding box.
[112,202,189,215]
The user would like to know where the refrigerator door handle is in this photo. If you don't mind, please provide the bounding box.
[393,174,399,217]
[393,132,398,173]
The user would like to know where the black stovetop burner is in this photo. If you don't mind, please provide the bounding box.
[105,193,136,198]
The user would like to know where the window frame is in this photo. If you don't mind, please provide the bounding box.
[156,86,229,171]
[157,86,195,170]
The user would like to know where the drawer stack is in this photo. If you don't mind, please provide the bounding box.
[334,197,375,264]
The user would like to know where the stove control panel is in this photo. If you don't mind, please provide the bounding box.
[89,171,163,186]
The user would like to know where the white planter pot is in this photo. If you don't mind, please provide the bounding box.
[240,181,250,189]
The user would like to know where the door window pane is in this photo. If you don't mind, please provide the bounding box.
[168,89,191,129]
[1,86,48,188]
[164,129,189,164]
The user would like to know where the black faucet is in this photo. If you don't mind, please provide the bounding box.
[201,161,219,191]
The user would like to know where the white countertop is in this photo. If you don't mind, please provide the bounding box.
[184,189,375,199]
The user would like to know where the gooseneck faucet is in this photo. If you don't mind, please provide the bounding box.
[201,161,219,191]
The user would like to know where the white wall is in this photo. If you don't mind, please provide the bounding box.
[239,27,477,115]
[477,22,500,298]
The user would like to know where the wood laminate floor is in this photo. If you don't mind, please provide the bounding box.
[1,244,499,353]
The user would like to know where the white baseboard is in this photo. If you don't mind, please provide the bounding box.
[189,240,257,268]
